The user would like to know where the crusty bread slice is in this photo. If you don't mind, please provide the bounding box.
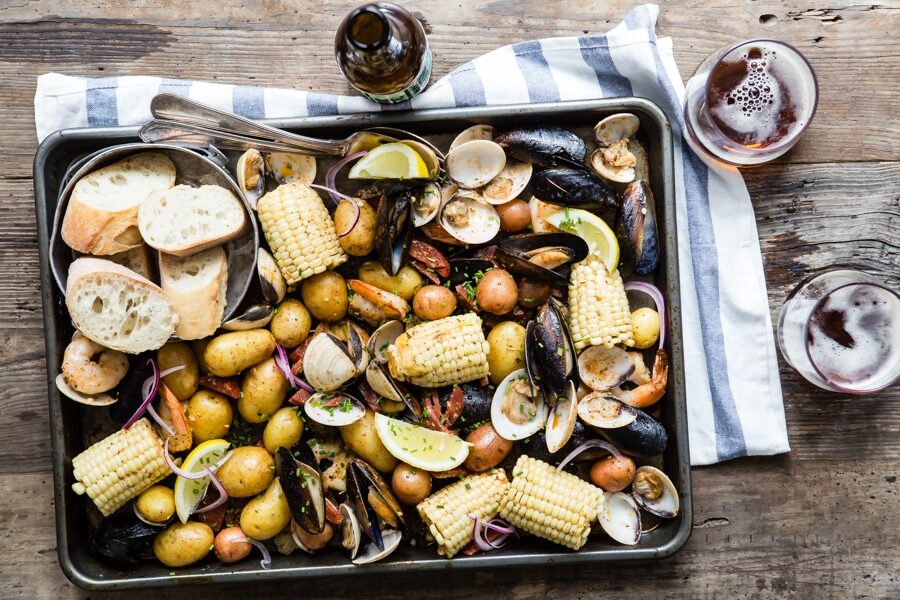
[105,244,153,280]
[61,152,176,255]
[158,246,228,340]
[66,257,178,354]
[138,184,248,257]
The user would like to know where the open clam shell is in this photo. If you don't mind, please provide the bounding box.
[491,368,548,441]
[577,345,635,391]
[55,373,117,406]
[257,248,286,305]
[577,392,638,428]
[236,149,265,209]
[446,140,507,189]
[340,502,362,559]
[632,466,679,518]
[352,528,402,565]
[439,186,501,245]
[597,491,642,546]
[544,380,578,454]
[449,124,495,152]
[481,159,532,205]
[594,113,640,146]
[265,152,316,185]
[367,320,405,361]
[303,332,368,392]
[304,392,366,427]
[411,182,442,227]
[590,147,636,184]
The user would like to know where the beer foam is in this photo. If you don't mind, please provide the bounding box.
[807,285,900,391]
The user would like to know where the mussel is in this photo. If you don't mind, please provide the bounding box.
[275,446,326,535]
[525,300,578,395]
[453,383,494,428]
[520,421,591,464]
[495,126,586,168]
[495,232,588,286]
[90,513,160,565]
[578,394,667,456]
[618,180,660,275]
[346,459,405,551]
[221,303,274,331]
[375,185,416,276]
[531,168,618,212]
[257,248,287,305]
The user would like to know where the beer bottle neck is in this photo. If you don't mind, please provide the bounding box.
[347,6,392,53]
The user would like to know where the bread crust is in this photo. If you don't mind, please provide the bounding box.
[159,247,228,340]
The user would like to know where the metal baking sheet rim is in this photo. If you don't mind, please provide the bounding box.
[33,97,692,590]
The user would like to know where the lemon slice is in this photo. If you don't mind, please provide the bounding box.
[348,143,429,179]
[545,208,619,272]
[173,439,230,523]
[374,413,470,472]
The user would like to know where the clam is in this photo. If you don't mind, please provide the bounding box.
[495,126,585,168]
[544,380,578,453]
[264,152,316,185]
[375,185,415,276]
[55,373,117,406]
[594,113,640,146]
[590,142,636,183]
[257,248,286,305]
[618,180,660,275]
[577,392,638,428]
[275,446,326,534]
[411,182,442,227]
[579,394,668,457]
[496,232,588,285]
[446,140,506,189]
[577,345,636,391]
[340,502,362,559]
[346,459,405,550]
[632,466,679,518]
[481,159,532,205]
[367,320,405,360]
[302,331,368,392]
[531,168,618,212]
[304,392,366,427]
[597,491,642,546]
[236,148,265,209]
[439,186,501,245]
[491,368,548,441]
[291,519,334,554]
[449,124,495,151]
[353,528,402,565]
[525,300,578,395]
[221,304,274,331]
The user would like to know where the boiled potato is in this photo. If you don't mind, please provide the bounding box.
[239,357,289,423]
[214,527,252,563]
[158,342,199,400]
[412,285,457,321]
[486,321,527,385]
[334,198,377,256]
[464,423,513,472]
[263,406,304,454]
[153,521,213,568]
[475,269,518,315]
[135,485,175,524]
[391,463,432,505]
[203,330,275,377]
[301,271,348,322]
[340,410,398,473]
[357,261,423,301]
[270,298,312,348]
[215,445,275,498]
[631,307,660,349]
[186,390,233,443]
[240,478,291,541]
[496,198,531,233]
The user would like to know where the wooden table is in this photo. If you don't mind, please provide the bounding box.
[1,1,897,598]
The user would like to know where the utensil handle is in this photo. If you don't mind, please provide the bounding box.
[140,120,338,155]
[149,93,347,156]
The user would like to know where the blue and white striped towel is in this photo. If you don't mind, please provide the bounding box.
[33,4,788,466]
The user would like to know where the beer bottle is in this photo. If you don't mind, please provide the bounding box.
[335,2,432,104]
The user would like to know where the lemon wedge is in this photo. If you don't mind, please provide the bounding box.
[545,208,619,273]
[374,413,470,472]
[173,439,230,523]
[348,143,429,179]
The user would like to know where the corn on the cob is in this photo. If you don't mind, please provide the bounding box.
[568,255,634,350]
[257,182,347,286]
[417,469,509,557]
[499,455,603,550]
[71,418,172,516]
[387,313,490,387]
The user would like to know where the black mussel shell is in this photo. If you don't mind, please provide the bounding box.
[520,421,591,464]
[448,258,494,285]
[346,459,405,551]
[109,353,154,424]
[90,513,160,566]
[527,300,578,395]
[496,232,589,286]
[275,446,325,534]
[531,168,618,212]
[599,409,668,457]
[495,127,586,168]
[376,186,415,276]
[453,383,494,429]
[618,180,660,275]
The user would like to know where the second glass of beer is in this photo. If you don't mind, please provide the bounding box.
[683,39,818,166]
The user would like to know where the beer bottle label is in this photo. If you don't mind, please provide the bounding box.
[359,47,433,104]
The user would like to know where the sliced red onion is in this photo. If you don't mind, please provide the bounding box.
[194,467,228,514]
[469,515,515,552]
[163,438,233,480]
[274,343,312,392]
[335,199,361,239]
[556,439,622,472]
[308,183,354,204]
[623,281,666,348]
[324,150,368,206]
[123,359,160,430]
[159,365,186,378]
[245,538,272,569]
[146,403,175,437]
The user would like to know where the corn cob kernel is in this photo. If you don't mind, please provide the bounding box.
[256,182,347,286]
[387,313,490,387]
[417,469,509,557]
[568,255,634,350]
[499,455,603,550]
[71,418,171,517]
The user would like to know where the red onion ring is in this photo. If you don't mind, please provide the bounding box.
[245,538,272,569]
[194,466,228,514]
[324,150,368,206]
[556,439,622,472]
[469,515,516,551]
[274,343,312,392]
[336,199,361,239]
[145,403,175,437]
[308,183,354,204]
[123,359,160,429]
[163,437,233,480]
[623,281,666,348]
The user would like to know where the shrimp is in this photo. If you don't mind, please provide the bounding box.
[61,335,129,394]
[613,349,668,409]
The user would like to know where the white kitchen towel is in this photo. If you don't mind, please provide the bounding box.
[33,4,789,465]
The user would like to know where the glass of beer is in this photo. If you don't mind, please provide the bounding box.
[684,39,818,166]
[777,269,900,394]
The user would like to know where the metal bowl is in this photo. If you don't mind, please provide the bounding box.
[48,142,259,326]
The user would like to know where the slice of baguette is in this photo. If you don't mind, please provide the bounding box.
[105,244,153,280]
[138,184,248,257]
[61,152,176,255]
[66,257,178,354]
[159,246,228,340]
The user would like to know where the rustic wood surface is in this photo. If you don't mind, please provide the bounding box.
[0,1,897,598]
